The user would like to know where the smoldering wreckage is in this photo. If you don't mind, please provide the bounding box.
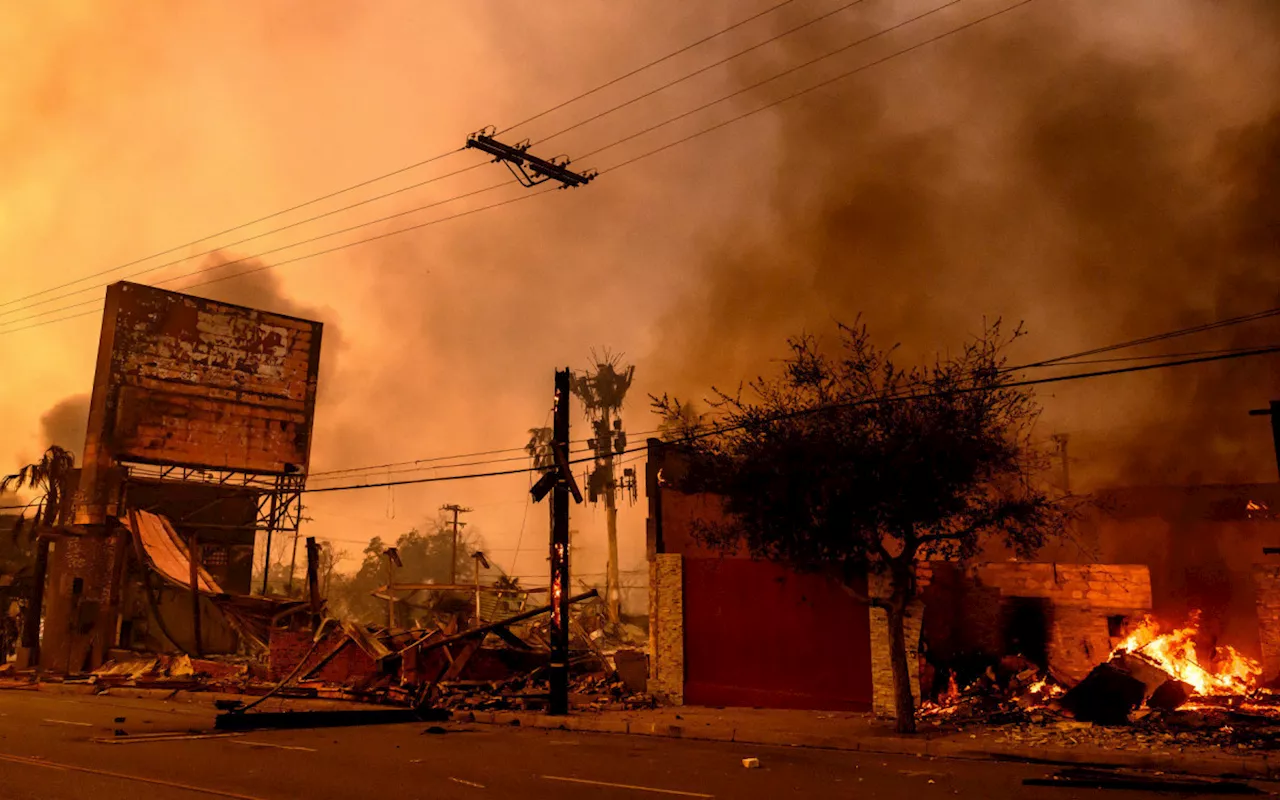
[0,283,653,731]
[6,280,1280,768]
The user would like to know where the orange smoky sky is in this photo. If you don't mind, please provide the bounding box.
[1,1,1278,597]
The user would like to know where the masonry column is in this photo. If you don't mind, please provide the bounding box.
[1254,564,1280,684]
[648,553,684,704]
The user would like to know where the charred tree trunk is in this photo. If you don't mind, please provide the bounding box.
[887,559,917,734]
[886,599,916,733]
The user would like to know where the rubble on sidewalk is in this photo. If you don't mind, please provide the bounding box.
[919,614,1280,755]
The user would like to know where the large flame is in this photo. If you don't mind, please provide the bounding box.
[1112,612,1262,696]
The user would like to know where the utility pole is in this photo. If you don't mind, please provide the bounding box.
[1250,400,1280,481]
[441,504,471,584]
[530,368,583,716]
[465,129,596,189]
[383,547,402,630]
[188,535,202,658]
[472,551,489,622]
[305,537,322,632]
[1051,434,1070,494]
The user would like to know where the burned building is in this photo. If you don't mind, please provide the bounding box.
[30,281,322,672]
[644,438,1157,716]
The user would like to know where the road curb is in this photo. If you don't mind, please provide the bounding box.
[464,712,1277,782]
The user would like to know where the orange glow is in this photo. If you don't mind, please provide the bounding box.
[945,673,960,703]
[1112,612,1261,696]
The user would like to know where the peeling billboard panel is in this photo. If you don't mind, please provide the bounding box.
[83,281,323,476]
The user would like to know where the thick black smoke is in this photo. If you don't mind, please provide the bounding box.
[642,0,1280,488]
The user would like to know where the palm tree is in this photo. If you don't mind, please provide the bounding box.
[526,427,555,472]
[2,445,76,543]
[2,445,76,665]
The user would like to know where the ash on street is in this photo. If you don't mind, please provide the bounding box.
[0,692,1271,799]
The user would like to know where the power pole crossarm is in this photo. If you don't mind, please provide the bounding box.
[465,129,596,189]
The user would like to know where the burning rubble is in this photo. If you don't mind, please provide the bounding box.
[919,613,1280,750]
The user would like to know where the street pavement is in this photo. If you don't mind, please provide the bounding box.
[0,691,1274,799]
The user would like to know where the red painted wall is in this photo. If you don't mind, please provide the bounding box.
[657,481,873,711]
[682,558,873,710]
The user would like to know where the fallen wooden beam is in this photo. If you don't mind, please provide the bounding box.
[215,708,447,731]
[396,589,598,657]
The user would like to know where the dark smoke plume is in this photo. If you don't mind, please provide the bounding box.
[38,394,90,463]
[642,0,1280,489]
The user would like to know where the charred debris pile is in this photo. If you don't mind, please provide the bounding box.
[0,591,655,714]
[920,616,1280,750]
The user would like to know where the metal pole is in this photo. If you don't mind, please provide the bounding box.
[474,556,482,622]
[451,507,459,585]
[189,534,202,658]
[385,554,396,630]
[261,490,279,595]
[305,537,321,632]
[548,368,572,715]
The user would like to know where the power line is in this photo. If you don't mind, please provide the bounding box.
[1021,308,1280,369]
[294,344,1280,496]
[4,2,805,315]
[0,148,464,311]
[0,185,556,336]
[0,161,487,322]
[590,0,1027,168]
[499,0,803,134]
[534,0,884,147]
[0,178,515,329]
[0,0,1030,338]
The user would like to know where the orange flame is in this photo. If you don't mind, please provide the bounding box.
[1112,612,1261,696]
[945,673,960,703]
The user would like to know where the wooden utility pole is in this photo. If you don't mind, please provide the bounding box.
[188,535,202,657]
[383,547,402,630]
[471,551,489,622]
[441,504,471,584]
[1051,433,1070,494]
[305,537,322,631]
[1250,401,1280,480]
[548,368,572,715]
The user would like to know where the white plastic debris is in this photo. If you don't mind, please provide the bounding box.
[742,758,761,769]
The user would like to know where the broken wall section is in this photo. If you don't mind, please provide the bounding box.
[922,562,1152,692]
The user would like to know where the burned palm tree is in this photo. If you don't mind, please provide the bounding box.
[3,445,76,547]
[1,445,76,665]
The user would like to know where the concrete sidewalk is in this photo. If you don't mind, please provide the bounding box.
[463,705,1280,783]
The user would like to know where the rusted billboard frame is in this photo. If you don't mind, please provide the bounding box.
[42,281,325,671]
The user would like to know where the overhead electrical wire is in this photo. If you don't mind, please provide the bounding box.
[532,0,886,146]
[0,184,551,336]
[498,0,803,134]
[2,0,809,316]
[0,179,516,328]
[295,343,1280,495]
[1,0,1023,337]
[588,0,1030,168]
[0,161,487,322]
[0,148,465,312]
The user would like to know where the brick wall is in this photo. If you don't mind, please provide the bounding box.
[974,562,1153,683]
[1254,565,1280,683]
[269,627,378,685]
[648,554,684,704]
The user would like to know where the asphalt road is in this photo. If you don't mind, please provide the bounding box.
[0,692,1273,799]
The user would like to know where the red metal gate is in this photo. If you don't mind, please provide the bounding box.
[681,558,873,711]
